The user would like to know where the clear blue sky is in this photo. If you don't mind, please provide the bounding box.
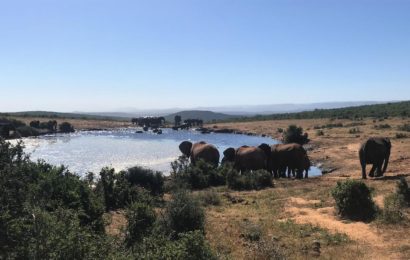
[1,0,409,112]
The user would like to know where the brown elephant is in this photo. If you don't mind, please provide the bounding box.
[222,144,270,172]
[359,137,391,179]
[269,143,310,178]
[179,141,220,167]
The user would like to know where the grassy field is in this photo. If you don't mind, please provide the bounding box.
[7,115,410,259]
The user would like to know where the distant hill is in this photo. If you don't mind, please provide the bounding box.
[1,111,128,121]
[164,110,235,123]
[224,100,410,122]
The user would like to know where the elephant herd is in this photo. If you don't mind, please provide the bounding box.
[179,136,393,180]
[178,140,311,179]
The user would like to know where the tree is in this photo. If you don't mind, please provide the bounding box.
[174,115,182,126]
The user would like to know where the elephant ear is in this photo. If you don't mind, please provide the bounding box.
[258,143,271,157]
[179,141,193,156]
[223,147,236,162]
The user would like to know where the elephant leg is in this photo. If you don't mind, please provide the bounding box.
[369,164,376,177]
[360,151,367,179]
[304,169,309,179]
[375,162,383,177]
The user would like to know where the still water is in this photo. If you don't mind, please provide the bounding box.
[19,128,322,176]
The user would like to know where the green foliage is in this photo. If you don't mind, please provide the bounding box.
[240,222,262,241]
[277,128,283,133]
[125,202,156,246]
[125,166,164,196]
[283,125,309,144]
[381,193,404,224]
[164,191,205,235]
[59,121,75,133]
[0,139,116,258]
[98,167,156,210]
[331,180,376,221]
[170,157,226,190]
[134,231,216,260]
[226,168,273,191]
[220,101,410,122]
[396,177,410,207]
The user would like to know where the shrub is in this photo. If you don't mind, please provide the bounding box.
[381,193,404,224]
[396,177,410,207]
[374,124,391,129]
[240,222,262,242]
[125,202,156,246]
[283,125,309,144]
[59,122,75,133]
[331,180,376,221]
[164,191,205,235]
[227,169,273,191]
[124,166,164,196]
[316,130,324,136]
[398,123,410,132]
[196,189,221,206]
[170,158,225,190]
[348,127,361,134]
[16,126,39,137]
[134,231,216,260]
[396,133,408,139]
[277,128,283,133]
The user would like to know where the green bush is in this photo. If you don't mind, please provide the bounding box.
[125,202,156,246]
[396,177,410,207]
[396,133,408,139]
[134,231,216,260]
[59,122,75,133]
[227,169,273,191]
[331,180,376,221]
[283,125,309,144]
[170,158,226,190]
[125,166,164,196]
[164,191,205,235]
[374,123,391,129]
[381,193,404,224]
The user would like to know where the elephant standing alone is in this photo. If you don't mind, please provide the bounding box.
[359,137,391,179]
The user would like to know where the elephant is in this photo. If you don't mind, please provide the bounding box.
[359,137,391,179]
[179,141,220,167]
[222,143,270,172]
[269,143,310,179]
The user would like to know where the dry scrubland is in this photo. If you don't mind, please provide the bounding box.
[9,116,410,259]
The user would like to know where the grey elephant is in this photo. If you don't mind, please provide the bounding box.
[269,143,310,178]
[359,137,391,179]
[179,141,220,167]
[222,143,270,172]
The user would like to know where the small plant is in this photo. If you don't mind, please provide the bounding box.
[396,177,410,206]
[277,128,283,133]
[240,222,262,242]
[348,127,361,134]
[331,180,376,221]
[316,130,324,136]
[396,133,408,139]
[374,124,391,129]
